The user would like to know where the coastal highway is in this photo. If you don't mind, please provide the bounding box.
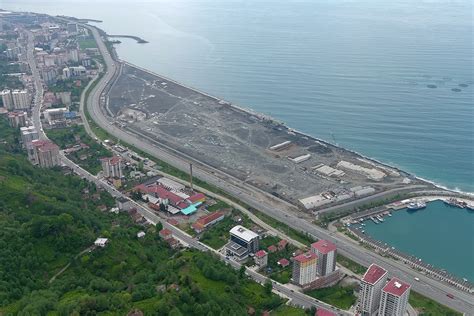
[84,24,474,314]
[25,25,346,315]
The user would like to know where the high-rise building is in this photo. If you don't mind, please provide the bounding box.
[7,111,27,128]
[101,156,123,178]
[311,239,337,276]
[32,140,60,168]
[69,49,79,62]
[292,252,318,286]
[379,278,411,316]
[20,126,39,146]
[358,263,388,316]
[11,89,30,110]
[20,126,39,160]
[67,23,78,34]
[41,67,58,85]
[1,89,13,110]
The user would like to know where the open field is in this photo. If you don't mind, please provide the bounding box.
[107,64,427,209]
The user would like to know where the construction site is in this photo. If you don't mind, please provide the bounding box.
[106,63,427,210]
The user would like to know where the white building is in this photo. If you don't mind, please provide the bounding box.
[225,225,259,261]
[311,239,337,276]
[358,264,388,316]
[20,126,39,149]
[11,89,30,110]
[57,91,71,106]
[1,89,13,109]
[69,49,79,62]
[94,238,108,248]
[379,278,411,316]
[157,177,185,192]
[292,252,318,286]
[101,156,123,178]
[44,108,67,125]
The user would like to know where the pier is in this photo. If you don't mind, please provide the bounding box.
[107,34,148,44]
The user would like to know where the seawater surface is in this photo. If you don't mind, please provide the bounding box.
[2,0,473,192]
[363,200,474,281]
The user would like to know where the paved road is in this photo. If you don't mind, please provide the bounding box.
[82,24,473,314]
[25,25,347,315]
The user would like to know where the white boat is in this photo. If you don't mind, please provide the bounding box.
[407,201,426,211]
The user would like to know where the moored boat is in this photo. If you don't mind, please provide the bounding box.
[407,201,426,211]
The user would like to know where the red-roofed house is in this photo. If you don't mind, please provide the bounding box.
[358,264,388,315]
[166,237,180,249]
[135,184,189,210]
[315,308,336,316]
[267,245,277,253]
[292,252,317,286]
[277,258,290,268]
[187,193,206,204]
[159,228,173,240]
[379,278,411,316]
[311,239,337,276]
[254,250,268,267]
[277,239,288,251]
[167,218,179,226]
[191,211,225,233]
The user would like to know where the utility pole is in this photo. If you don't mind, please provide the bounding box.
[189,163,193,192]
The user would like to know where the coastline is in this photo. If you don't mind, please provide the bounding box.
[344,199,474,291]
[119,60,473,198]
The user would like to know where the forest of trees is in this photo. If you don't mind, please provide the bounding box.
[0,118,306,315]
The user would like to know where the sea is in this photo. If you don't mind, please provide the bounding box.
[2,0,473,278]
[363,200,474,282]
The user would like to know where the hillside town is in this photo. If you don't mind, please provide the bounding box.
[0,10,467,316]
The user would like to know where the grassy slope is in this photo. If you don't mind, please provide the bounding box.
[0,118,300,315]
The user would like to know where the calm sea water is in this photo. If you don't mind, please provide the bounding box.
[3,0,473,281]
[363,201,474,281]
[2,0,472,192]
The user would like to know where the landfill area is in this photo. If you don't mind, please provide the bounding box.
[107,63,423,209]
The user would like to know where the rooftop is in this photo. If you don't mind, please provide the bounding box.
[362,263,387,285]
[383,277,411,297]
[159,228,172,236]
[316,308,336,316]
[255,250,267,258]
[195,211,224,226]
[101,156,121,165]
[135,184,186,207]
[294,252,317,263]
[230,225,259,242]
[277,258,290,266]
[311,239,337,254]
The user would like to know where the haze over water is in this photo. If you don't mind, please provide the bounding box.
[3,0,473,192]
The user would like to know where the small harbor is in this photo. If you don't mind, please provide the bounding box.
[343,199,474,292]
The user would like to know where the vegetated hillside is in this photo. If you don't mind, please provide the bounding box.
[0,118,297,315]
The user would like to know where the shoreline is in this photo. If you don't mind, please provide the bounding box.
[344,199,474,292]
[119,61,473,198]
